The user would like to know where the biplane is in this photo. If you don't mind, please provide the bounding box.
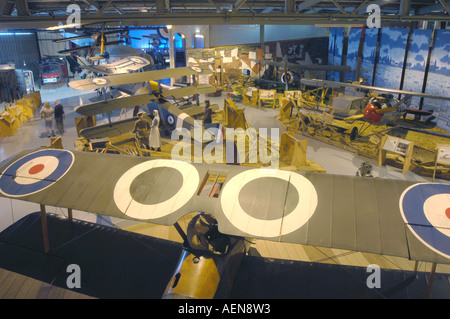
[65,44,155,93]
[55,25,125,60]
[70,65,219,140]
[251,58,352,89]
[0,148,448,298]
[300,79,450,140]
[75,55,151,76]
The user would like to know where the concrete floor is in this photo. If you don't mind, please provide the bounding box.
[0,83,443,233]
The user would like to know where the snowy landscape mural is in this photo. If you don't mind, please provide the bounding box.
[374,27,409,90]
[402,29,432,109]
[327,27,344,82]
[360,28,379,85]
[345,28,362,83]
[423,29,450,131]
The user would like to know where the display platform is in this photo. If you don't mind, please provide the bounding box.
[1,213,449,299]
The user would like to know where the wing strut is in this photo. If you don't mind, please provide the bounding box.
[40,204,50,253]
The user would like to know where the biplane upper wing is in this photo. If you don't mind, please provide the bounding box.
[79,116,145,140]
[0,149,449,265]
[69,66,213,91]
[301,79,450,100]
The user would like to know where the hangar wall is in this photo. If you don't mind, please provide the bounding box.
[209,25,327,47]
[0,32,41,79]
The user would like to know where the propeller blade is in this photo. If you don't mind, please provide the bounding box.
[375,106,398,114]
[344,114,365,121]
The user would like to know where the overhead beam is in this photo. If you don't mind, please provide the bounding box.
[15,0,30,16]
[399,0,411,16]
[232,0,248,12]
[207,0,223,12]
[417,1,450,14]
[165,0,172,13]
[155,0,166,13]
[1,12,449,29]
[112,5,125,15]
[350,0,369,15]
[69,0,90,15]
[357,0,396,14]
[83,0,100,11]
[97,0,115,15]
[330,0,348,14]
[297,0,322,12]
[285,0,296,13]
[438,0,450,14]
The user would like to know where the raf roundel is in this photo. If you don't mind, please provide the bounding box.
[220,168,318,238]
[188,66,204,74]
[89,77,111,86]
[113,159,200,220]
[0,149,74,198]
[400,183,450,259]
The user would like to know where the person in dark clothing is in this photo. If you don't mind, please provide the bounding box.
[132,111,151,151]
[54,100,65,135]
[203,100,212,125]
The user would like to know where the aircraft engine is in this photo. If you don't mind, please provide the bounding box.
[363,103,384,124]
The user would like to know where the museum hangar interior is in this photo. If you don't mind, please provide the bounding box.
[0,0,449,300]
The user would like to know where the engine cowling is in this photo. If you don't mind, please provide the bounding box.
[363,103,384,124]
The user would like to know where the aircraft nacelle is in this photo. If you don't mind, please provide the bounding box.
[363,103,384,124]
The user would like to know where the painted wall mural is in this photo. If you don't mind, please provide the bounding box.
[402,29,432,109]
[344,28,362,83]
[360,28,379,86]
[374,27,409,90]
[327,28,344,82]
[424,29,450,131]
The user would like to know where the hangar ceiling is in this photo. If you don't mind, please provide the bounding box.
[0,0,449,29]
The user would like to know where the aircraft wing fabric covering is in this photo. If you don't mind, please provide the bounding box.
[0,149,448,265]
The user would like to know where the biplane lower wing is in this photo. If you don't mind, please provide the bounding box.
[75,94,152,117]
[69,66,213,91]
[74,84,216,117]
[0,149,449,265]
[79,116,148,140]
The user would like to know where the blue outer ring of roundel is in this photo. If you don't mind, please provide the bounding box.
[0,149,74,197]
[401,183,450,258]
